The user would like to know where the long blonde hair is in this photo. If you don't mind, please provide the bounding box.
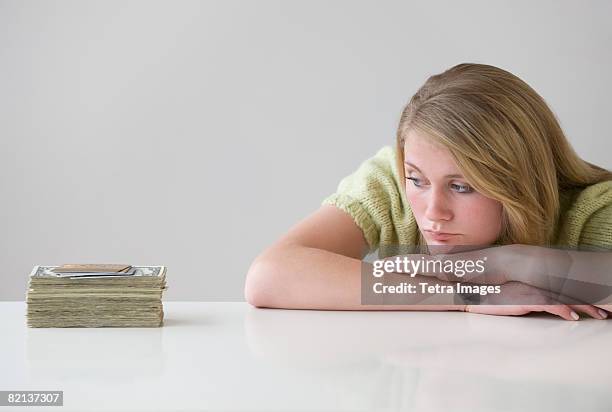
[396,63,612,247]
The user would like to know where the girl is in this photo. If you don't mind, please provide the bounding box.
[245,63,612,320]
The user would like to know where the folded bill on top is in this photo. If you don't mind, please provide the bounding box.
[32,265,166,279]
[53,268,138,277]
[51,264,132,273]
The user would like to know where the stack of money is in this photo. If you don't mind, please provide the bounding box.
[26,264,167,327]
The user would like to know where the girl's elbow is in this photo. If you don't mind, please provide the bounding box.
[244,258,278,308]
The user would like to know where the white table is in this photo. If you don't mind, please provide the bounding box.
[2,302,612,412]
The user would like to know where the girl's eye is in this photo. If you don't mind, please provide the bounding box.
[450,183,473,193]
[405,177,424,187]
[406,174,474,194]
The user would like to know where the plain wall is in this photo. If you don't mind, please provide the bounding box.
[1,0,611,300]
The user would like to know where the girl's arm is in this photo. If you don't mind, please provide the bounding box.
[244,205,465,311]
[244,205,604,319]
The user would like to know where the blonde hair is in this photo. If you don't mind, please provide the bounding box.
[396,63,612,247]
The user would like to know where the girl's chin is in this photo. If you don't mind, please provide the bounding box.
[426,241,493,255]
[426,243,458,254]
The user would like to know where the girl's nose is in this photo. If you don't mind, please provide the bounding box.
[424,188,453,223]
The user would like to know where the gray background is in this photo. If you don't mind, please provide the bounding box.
[1,0,611,301]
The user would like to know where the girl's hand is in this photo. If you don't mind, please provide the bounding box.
[462,281,609,320]
[464,304,608,320]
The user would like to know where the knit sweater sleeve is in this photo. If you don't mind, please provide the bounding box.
[558,180,612,249]
[579,198,612,249]
[321,146,418,252]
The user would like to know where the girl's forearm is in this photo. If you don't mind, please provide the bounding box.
[245,245,466,311]
[565,249,612,284]
[511,246,612,308]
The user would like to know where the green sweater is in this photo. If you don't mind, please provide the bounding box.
[322,146,612,252]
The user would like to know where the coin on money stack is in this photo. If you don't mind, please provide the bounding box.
[26,264,167,327]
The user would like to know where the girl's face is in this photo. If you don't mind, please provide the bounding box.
[403,130,503,249]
